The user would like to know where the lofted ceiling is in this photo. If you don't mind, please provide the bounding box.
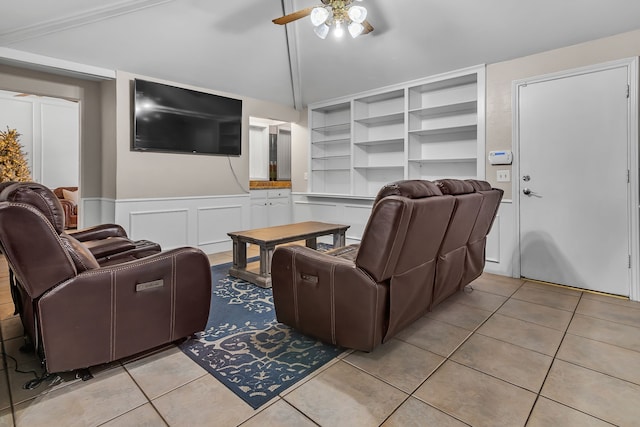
[2,0,640,109]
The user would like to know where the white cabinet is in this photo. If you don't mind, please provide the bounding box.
[250,189,292,228]
[308,65,485,197]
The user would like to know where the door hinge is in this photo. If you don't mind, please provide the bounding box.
[628,169,631,183]
[627,84,630,98]
[629,255,632,268]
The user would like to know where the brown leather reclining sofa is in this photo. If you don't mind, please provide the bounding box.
[0,182,212,373]
[271,179,502,352]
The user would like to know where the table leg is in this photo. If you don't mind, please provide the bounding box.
[232,238,247,268]
[259,244,275,277]
[305,237,317,249]
[333,231,346,248]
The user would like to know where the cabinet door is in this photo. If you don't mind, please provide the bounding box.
[250,192,269,229]
[267,190,291,226]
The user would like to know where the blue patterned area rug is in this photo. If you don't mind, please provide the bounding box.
[179,259,343,409]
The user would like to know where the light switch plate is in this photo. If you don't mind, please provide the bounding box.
[497,169,510,182]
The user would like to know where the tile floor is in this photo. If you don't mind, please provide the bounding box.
[0,252,640,426]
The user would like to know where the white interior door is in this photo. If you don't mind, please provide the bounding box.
[518,65,631,296]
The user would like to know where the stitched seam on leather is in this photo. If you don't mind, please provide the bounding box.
[330,264,336,345]
[292,252,299,326]
[111,271,116,361]
[170,255,176,340]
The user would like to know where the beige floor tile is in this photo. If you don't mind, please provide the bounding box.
[382,397,468,427]
[415,361,536,427]
[208,252,233,266]
[451,333,552,392]
[0,374,10,412]
[557,334,640,385]
[480,272,525,286]
[527,397,615,427]
[477,313,564,356]
[426,300,493,331]
[345,339,444,393]
[467,275,523,297]
[0,409,13,427]
[522,280,583,297]
[124,346,207,399]
[581,291,640,309]
[14,366,147,427]
[101,403,167,427]
[446,289,508,312]
[497,298,573,331]
[0,304,15,322]
[284,361,407,427]
[511,286,580,312]
[568,314,640,352]
[1,316,23,342]
[153,374,255,427]
[395,317,471,357]
[240,399,315,427]
[541,359,640,426]
[576,298,640,328]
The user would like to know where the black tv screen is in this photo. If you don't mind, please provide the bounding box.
[133,79,242,155]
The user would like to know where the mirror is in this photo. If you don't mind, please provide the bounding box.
[249,117,291,181]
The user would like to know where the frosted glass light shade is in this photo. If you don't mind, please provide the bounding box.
[314,23,330,39]
[310,7,330,26]
[348,5,367,23]
[334,21,344,38]
[348,22,364,38]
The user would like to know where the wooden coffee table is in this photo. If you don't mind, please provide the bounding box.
[227,221,350,288]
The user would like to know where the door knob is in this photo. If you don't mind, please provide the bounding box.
[523,188,532,195]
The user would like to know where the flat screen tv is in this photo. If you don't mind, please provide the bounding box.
[133,79,242,155]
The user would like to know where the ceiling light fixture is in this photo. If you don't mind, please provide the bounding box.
[311,0,368,39]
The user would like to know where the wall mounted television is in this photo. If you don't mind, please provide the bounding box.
[133,79,242,156]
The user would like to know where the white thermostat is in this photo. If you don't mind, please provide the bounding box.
[488,150,513,165]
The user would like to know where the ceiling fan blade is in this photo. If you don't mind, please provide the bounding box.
[362,20,374,34]
[273,7,314,25]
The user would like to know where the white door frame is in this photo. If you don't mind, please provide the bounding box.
[512,57,639,300]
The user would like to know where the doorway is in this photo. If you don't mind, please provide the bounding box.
[514,58,639,297]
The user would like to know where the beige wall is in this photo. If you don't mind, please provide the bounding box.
[291,108,309,193]
[114,71,300,199]
[487,28,640,199]
[0,64,105,198]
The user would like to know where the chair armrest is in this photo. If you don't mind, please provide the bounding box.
[69,223,128,241]
[37,247,211,373]
[271,245,388,351]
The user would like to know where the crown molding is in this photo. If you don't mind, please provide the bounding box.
[0,0,174,45]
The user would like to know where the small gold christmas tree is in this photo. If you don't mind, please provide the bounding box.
[0,127,31,183]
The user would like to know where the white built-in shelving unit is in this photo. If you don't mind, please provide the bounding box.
[308,65,485,197]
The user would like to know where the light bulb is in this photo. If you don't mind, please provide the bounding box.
[314,23,330,39]
[310,7,330,26]
[348,22,364,38]
[348,5,367,23]
[334,21,344,38]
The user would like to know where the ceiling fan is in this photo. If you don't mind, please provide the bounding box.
[273,0,374,39]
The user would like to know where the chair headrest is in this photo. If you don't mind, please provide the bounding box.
[0,182,66,233]
[435,179,476,195]
[374,180,443,205]
[466,179,493,191]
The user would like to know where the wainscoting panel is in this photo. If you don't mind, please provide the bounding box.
[343,204,373,241]
[114,194,251,253]
[197,204,244,252]
[483,200,515,277]
[130,209,189,249]
[81,197,116,229]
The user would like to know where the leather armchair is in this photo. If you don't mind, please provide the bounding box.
[53,186,78,229]
[271,179,502,352]
[0,182,212,373]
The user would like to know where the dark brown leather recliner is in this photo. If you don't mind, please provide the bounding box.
[271,179,502,352]
[272,180,456,351]
[0,182,212,373]
[431,179,484,307]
